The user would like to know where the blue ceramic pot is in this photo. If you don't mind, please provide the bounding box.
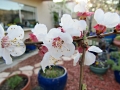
[90,65,109,75]
[25,45,36,53]
[38,65,67,90]
[114,71,120,83]
[104,34,116,44]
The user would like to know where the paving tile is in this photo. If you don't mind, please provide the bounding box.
[10,71,21,76]
[19,65,34,71]
[0,78,5,84]
[34,68,40,75]
[22,70,33,76]
[0,72,10,78]
[34,63,40,68]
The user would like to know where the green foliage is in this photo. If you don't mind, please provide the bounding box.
[53,11,59,25]
[107,59,114,65]
[107,51,120,71]
[115,36,120,40]
[110,51,120,59]
[7,75,23,89]
[41,66,64,78]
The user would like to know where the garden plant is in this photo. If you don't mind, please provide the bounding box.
[0,0,120,90]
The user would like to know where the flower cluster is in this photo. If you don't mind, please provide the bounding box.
[0,0,120,73]
[0,25,25,64]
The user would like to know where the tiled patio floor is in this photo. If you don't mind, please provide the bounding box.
[0,54,120,90]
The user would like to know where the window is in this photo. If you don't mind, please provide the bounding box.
[0,0,37,30]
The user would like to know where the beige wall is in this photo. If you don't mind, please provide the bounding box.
[12,0,54,30]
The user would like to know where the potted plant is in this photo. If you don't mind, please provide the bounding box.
[107,54,120,83]
[90,60,109,75]
[38,65,67,90]
[109,51,120,63]
[0,74,31,90]
[24,38,36,53]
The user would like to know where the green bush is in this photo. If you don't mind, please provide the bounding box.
[107,51,120,71]
[7,75,23,89]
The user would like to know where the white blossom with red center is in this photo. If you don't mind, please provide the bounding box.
[0,25,26,64]
[60,14,87,37]
[40,28,75,71]
[43,28,75,58]
[31,23,47,41]
[94,9,120,34]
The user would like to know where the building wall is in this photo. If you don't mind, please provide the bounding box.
[12,0,54,30]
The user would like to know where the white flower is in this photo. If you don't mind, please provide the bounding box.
[40,52,55,72]
[31,23,47,41]
[61,50,81,66]
[74,0,88,12]
[60,14,87,37]
[84,46,102,65]
[43,28,75,59]
[0,25,26,64]
[94,9,120,28]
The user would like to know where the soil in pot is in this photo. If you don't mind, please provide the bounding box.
[0,75,28,90]
[40,66,65,78]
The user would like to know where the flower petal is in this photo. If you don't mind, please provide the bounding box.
[0,24,4,39]
[2,48,12,64]
[61,56,72,61]
[94,9,104,24]
[32,23,47,35]
[7,25,24,40]
[103,12,120,28]
[60,33,73,44]
[40,52,54,72]
[60,14,74,28]
[71,50,81,66]
[84,51,96,65]
[32,23,47,41]
[74,2,87,12]
[6,40,26,56]
[62,43,75,57]
[73,20,87,31]
[88,46,102,53]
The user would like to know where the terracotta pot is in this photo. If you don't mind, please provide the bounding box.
[0,74,31,90]
[113,39,120,47]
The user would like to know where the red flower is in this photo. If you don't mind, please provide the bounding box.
[29,33,38,42]
[94,24,106,35]
[38,45,48,57]
[77,12,94,20]
[115,24,120,31]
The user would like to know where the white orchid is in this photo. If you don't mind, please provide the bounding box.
[94,9,120,28]
[84,46,102,65]
[60,14,87,37]
[0,25,26,64]
[31,23,47,41]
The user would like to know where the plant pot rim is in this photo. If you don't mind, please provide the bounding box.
[0,73,30,90]
[90,65,110,69]
[39,65,67,79]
